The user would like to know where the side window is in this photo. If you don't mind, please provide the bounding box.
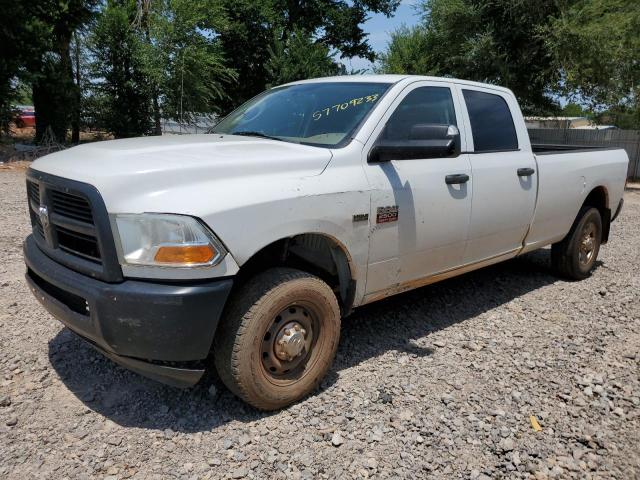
[382,87,457,141]
[462,89,518,152]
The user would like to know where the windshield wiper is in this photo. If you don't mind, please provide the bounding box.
[230,131,284,141]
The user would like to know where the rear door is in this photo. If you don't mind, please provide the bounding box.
[456,85,538,263]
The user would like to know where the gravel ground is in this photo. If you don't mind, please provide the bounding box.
[1,169,639,479]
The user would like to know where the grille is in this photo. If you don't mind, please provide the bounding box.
[27,180,102,265]
[51,190,94,225]
[34,217,45,238]
[27,180,45,238]
[27,180,40,205]
[26,172,122,282]
[55,226,101,263]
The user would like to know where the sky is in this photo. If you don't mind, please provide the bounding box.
[340,1,421,72]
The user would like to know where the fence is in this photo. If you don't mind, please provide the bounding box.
[528,128,640,180]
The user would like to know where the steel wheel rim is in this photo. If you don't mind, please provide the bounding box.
[261,304,318,380]
[578,221,597,266]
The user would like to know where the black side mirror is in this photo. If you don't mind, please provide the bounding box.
[368,124,461,163]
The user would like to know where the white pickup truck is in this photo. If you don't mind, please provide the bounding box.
[24,75,628,409]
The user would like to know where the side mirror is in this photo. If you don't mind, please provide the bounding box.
[368,124,461,163]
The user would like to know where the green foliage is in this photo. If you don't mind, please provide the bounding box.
[378,0,563,114]
[30,1,95,142]
[216,0,400,111]
[379,0,639,123]
[0,1,82,137]
[266,30,345,87]
[561,103,586,117]
[0,1,28,132]
[595,107,640,130]
[14,82,33,105]
[141,0,236,121]
[375,26,432,75]
[89,1,153,138]
[4,0,638,142]
[89,0,237,136]
[32,55,77,142]
[3,0,397,138]
[0,0,96,141]
[547,0,640,118]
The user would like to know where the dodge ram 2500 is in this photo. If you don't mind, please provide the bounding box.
[24,75,629,410]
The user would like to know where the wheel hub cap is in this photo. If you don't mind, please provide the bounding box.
[261,305,315,377]
[579,222,596,265]
[275,322,307,361]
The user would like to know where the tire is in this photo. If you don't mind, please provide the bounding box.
[213,267,341,410]
[551,207,602,280]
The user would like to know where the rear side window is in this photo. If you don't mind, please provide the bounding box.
[382,86,457,141]
[462,90,518,152]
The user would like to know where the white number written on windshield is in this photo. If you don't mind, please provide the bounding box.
[312,94,380,121]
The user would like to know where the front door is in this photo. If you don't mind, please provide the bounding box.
[362,81,473,295]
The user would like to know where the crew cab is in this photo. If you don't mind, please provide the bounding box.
[23,75,629,410]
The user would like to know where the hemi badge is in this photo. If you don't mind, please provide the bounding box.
[353,213,369,222]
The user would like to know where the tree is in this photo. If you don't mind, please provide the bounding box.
[28,1,96,143]
[0,1,96,142]
[379,0,639,122]
[378,0,564,114]
[0,1,30,132]
[266,30,345,87]
[89,1,153,137]
[561,103,586,117]
[375,26,432,75]
[547,0,640,127]
[89,0,236,137]
[140,0,236,123]
[217,0,401,111]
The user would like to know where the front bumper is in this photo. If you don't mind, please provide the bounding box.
[24,234,233,387]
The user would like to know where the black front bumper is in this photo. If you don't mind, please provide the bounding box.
[24,234,233,387]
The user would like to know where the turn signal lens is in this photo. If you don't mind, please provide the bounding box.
[154,245,216,264]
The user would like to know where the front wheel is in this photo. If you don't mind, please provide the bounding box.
[214,268,341,410]
[551,207,602,280]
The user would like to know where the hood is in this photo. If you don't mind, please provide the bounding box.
[32,134,333,199]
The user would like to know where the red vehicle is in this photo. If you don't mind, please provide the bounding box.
[14,106,35,128]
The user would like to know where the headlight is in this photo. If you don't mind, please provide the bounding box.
[114,214,226,267]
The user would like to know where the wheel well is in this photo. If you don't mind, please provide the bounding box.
[234,234,357,315]
[582,186,611,243]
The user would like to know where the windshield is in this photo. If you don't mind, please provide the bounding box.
[213,82,392,147]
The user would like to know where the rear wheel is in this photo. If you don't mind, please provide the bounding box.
[214,268,340,410]
[551,207,602,280]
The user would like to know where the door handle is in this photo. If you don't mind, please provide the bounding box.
[445,173,470,185]
[517,167,535,176]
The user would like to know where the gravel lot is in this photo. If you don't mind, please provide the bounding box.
[1,168,639,479]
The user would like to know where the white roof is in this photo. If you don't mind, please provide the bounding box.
[282,74,513,94]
